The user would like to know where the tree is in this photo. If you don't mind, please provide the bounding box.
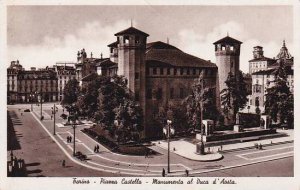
[76,75,108,119]
[265,59,293,127]
[98,76,129,128]
[220,71,249,123]
[62,79,80,113]
[255,97,261,114]
[114,99,143,142]
[183,72,219,132]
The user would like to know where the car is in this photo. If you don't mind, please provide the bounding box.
[24,109,30,112]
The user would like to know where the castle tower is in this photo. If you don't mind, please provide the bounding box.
[214,36,242,94]
[114,26,149,135]
[253,46,264,59]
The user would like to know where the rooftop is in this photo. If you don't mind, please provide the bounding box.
[213,36,242,45]
[249,57,275,62]
[146,41,216,68]
[114,26,149,37]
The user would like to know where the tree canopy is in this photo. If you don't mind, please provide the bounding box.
[265,59,294,127]
[62,79,80,106]
[220,70,249,123]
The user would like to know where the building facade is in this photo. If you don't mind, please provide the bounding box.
[76,26,219,138]
[248,46,276,74]
[249,41,294,112]
[7,61,58,104]
[55,63,77,101]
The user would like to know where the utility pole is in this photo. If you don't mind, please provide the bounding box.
[167,120,172,173]
[52,104,58,135]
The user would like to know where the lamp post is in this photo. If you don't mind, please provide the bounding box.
[167,119,172,173]
[51,104,58,135]
[71,119,76,156]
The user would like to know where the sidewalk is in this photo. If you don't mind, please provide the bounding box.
[154,140,223,161]
[211,129,293,152]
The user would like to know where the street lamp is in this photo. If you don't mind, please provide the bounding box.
[51,104,58,135]
[167,119,172,173]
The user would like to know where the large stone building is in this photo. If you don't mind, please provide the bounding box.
[7,61,58,103]
[249,41,294,112]
[76,26,238,138]
[248,46,276,74]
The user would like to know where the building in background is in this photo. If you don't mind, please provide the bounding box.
[7,61,58,104]
[248,41,294,113]
[248,46,276,74]
[55,62,77,101]
[7,60,23,104]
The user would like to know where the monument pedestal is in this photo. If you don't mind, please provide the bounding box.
[233,125,243,132]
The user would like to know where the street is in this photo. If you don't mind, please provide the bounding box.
[7,103,294,177]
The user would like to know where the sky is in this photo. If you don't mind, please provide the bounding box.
[7,5,293,73]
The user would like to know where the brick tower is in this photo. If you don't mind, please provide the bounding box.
[114,26,149,135]
[214,35,242,124]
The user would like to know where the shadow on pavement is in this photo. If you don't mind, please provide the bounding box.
[7,111,22,151]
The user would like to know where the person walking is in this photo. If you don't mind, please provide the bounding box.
[185,169,189,177]
[62,160,66,167]
[162,168,165,177]
[94,146,97,153]
[96,145,100,153]
[70,136,72,143]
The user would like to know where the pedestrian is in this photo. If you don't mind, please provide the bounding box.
[185,169,189,177]
[208,147,210,153]
[67,136,69,143]
[62,160,66,167]
[51,115,53,120]
[220,145,223,151]
[70,136,72,142]
[94,146,97,153]
[96,145,100,153]
[259,143,263,150]
[162,168,165,177]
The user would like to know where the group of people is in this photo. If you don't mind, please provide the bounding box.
[66,136,72,143]
[94,145,100,153]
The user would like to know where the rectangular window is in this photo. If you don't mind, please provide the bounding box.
[174,68,177,75]
[187,69,190,75]
[167,68,170,75]
[146,67,150,75]
[170,88,174,99]
[124,36,129,44]
[157,88,162,100]
[180,68,184,75]
[180,88,184,98]
[160,67,164,75]
[135,72,139,79]
[146,88,152,99]
[193,68,196,75]
[153,68,157,75]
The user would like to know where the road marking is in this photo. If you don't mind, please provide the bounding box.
[184,155,293,177]
[237,151,293,161]
[238,146,293,156]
